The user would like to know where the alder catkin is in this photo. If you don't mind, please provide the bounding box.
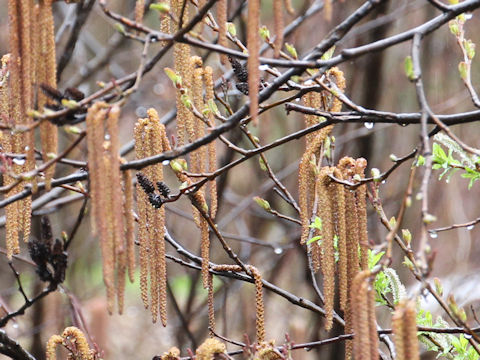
[217,0,228,64]
[316,167,335,330]
[351,271,372,360]
[247,0,260,125]
[273,0,284,58]
[393,300,420,360]
[332,168,348,310]
[134,109,168,325]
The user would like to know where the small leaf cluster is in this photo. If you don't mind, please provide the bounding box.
[417,308,479,360]
[368,250,406,306]
[430,135,480,189]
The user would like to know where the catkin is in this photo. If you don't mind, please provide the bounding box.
[315,167,335,330]
[134,109,168,326]
[354,158,369,270]
[87,103,132,314]
[217,0,228,64]
[324,0,332,21]
[7,0,36,250]
[135,0,145,25]
[351,270,378,360]
[204,66,218,219]
[332,168,348,310]
[273,0,284,58]
[250,266,265,343]
[212,265,266,342]
[37,0,58,190]
[393,300,420,360]
[1,55,20,259]
[207,272,215,335]
[247,0,260,125]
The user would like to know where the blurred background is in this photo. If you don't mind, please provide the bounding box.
[0,0,480,359]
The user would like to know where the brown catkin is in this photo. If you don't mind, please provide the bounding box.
[273,0,284,58]
[299,134,323,244]
[122,167,136,283]
[247,0,260,125]
[45,334,63,360]
[324,0,332,21]
[160,0,171,46]
[283,0,294,15]
[196,338,226,360]
[134,109,168,326]
[316,167,335,330]
[367,277,379,360]
[0,55,20,259]
[87,103,131,314]
[249,266,265,343]
[37,0,58,190]
[302,90,323,144]
[134,120,150,309]
[8,0,35,246]
[217,0,228,65]
[393,300,420,360]
[328,67,346,112]
[354,158,369,270]
[204,66,218,218]
[200,219,210,289]
[61,327,93,360]
[86,104,116,313]
[332,168,348,310]
[207,272,215,336]
[338,157,359,360]
[173,0,192,146]
[211,265,266,342]
[101,144,116,313]
[351,270,372,360]
[135,0,145,25]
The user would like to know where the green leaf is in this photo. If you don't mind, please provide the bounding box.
[321,46,335,61]
[150,2,171,13]
[307,235,322,245]
[404,55,415,81]
[285,43,298,59]
[459,61,468,80]
[227,22,237,37]
[253,196,271,211]
[308,217,323,230]
[416,155,425,166]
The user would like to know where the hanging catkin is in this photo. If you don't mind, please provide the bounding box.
[134,108,168,326]
[247,0,260,125]
[393,300,420,360]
